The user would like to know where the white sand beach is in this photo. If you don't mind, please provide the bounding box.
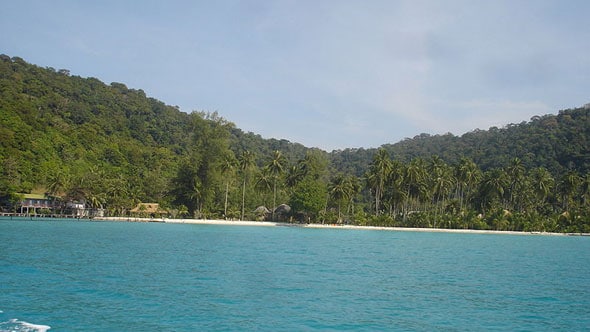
[95,216,578,236]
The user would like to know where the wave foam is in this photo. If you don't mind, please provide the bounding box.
[0,319,51,332]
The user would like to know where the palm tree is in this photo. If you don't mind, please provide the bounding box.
[581,173,590,208]
[46,171,70,214]
[558,170,580,211]
[428,156,453,218]
[285,164,304,188]
[383,160,405,217]
[106,175,130,216]
[188,178,202,218]
[220,154,236,219]
[238,151,255,220]
[403,158,428,215]
[366,149,392,215]
[505,158,525,211]
[530,167,554,209]
[47,171,69,197]
[329,174,354,221]
[178,205,189,218]
[255,170,273,211]
[454,157,481,211]
[480,169,509,212]
[265,150,286,220]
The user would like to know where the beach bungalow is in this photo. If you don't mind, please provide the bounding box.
[130,203,168,219]
[17,193,60,215]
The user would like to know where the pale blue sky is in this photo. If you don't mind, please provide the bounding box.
[2,0,589,151]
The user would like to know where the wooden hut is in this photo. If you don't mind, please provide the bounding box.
[130,203,167,219]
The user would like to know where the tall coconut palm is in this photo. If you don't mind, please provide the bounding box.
[188,178,202,218]
[220,154,236,219]
[403,158,428,214]
[505,158,525,211]
[329,174,354,221]
[366,149,392,215]
[428,156,453,217]
[255,171,273,209]
[238,150,255,220]
[265,150,286,220]
[383,160,405,217]
[454,157,481,210]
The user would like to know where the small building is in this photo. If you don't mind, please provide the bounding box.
[66,201,87,217]
[18,193,60,215]
[130,203,167,219]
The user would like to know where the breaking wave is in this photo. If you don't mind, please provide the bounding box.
[0,319,50,332]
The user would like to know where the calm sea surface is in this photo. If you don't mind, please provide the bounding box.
[1,217,589,331]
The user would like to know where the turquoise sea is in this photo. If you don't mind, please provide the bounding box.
[1,218,589,331]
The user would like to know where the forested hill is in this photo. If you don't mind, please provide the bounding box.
[0,55,309,200]
[2,55,590,232]
[331,106,590,177]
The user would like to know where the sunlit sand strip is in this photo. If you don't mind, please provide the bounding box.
[93,216,581,236]
[302,224,572,236]
[165,219,284,227]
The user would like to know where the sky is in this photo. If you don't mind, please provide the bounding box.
[1,0,589,151]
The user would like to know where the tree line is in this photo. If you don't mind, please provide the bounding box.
[360,151,590,233]
[1,55,589,232]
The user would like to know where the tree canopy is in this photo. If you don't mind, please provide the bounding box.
[1,55,589,232]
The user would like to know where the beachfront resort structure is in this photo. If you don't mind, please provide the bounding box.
[1,193,104,218]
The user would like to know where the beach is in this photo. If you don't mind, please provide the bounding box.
[95,216,579,236]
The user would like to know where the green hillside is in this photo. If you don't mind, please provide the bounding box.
[330,108,590,177]
[1,55,589,232]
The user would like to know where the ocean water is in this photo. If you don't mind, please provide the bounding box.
[1,218,589,331]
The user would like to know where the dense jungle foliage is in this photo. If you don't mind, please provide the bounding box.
[1,55,589,232]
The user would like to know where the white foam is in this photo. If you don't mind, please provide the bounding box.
[20,321,51,332]
[0,318,51,332]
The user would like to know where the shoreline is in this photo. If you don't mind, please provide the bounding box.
[94,216,587,236]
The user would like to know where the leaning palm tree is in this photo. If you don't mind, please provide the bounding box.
[47,171,70,197]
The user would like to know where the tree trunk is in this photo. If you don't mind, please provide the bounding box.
[224,181,229,219]
[241,179,246,221]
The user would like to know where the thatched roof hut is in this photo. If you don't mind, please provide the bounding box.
[130,203,167,216]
